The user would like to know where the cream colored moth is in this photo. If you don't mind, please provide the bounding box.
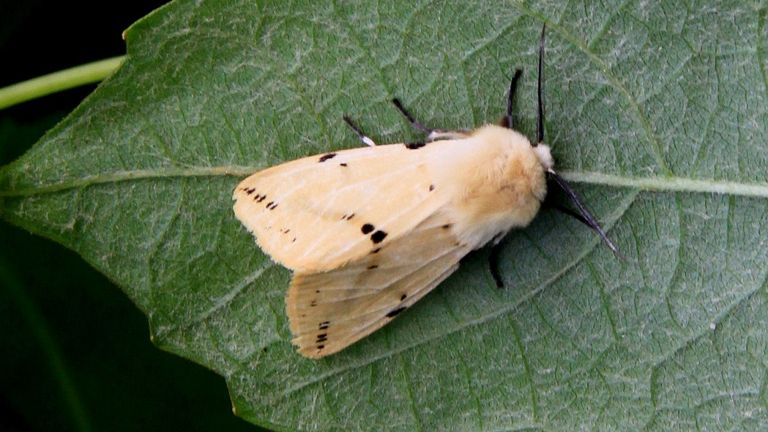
[232,26,619,358]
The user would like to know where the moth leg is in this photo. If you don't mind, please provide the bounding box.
[343,115,377,147]
[488,241,505,288]
[391,98,470,142]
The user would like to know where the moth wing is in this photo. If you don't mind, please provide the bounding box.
[233,143,446,272]
[286,212,471,358]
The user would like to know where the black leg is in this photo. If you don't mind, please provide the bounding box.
[392,98,433,134]
[342,115,376,147]
[390,98,470,142]
[489,241,506,288]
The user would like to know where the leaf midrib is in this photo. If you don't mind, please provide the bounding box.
[2,166,768,198]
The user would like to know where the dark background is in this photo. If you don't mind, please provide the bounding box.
[0,1,261,430]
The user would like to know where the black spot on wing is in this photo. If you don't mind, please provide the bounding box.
[371,230,388,244]
[319,153,337,162]
[266,201,278,210]
[243,187,255,195]
[370,247,382,254]
[318,321,330,330]
[429,184,435,191]
[405,141,426,149]
[400,293,407,301]
[361,223,375,234]
[255,194,267,203]
[340,163,348,167]
[386,306,407,318]
[367,264,379,270]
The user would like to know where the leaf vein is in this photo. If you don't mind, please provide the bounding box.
[155,261,274,339]
[400,353,424,432]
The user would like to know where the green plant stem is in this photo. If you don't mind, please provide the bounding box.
[0,56,124,110]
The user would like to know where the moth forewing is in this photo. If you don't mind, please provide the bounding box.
[232,142,450,272]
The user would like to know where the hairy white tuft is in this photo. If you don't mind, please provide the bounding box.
[534,144,554,170]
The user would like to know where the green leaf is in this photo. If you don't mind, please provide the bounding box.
[2,1,768,430]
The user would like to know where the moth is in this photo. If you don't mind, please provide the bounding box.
[233,26,619,358]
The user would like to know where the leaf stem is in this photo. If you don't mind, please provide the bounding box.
[0,56,124,110]
[560,171,768,198]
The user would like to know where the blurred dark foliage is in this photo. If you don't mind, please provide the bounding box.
[0,1,262,431]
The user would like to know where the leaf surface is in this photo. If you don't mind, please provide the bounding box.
[2,1,768,430]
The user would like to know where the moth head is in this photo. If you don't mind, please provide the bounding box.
[533,143,553,171]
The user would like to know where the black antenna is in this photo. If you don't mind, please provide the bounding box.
[536,24,621,257]
[503,69,523,129]
[547,170,623,258]
[536,24,546,145]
